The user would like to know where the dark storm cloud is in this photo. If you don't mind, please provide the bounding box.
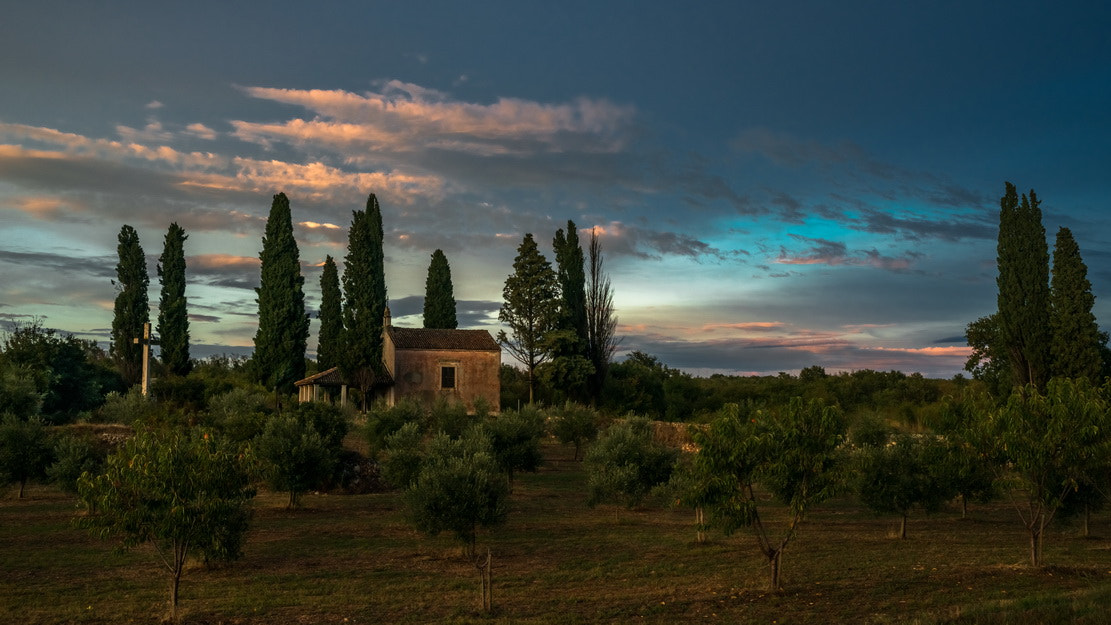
[851,207,996,242]
[389,296,501,329]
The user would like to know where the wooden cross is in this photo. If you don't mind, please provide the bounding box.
[132,322,159,396]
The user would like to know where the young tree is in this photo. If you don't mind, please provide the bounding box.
[695,399,846,590]
[253,193,310,398]
[486,406,544,488]
[342,195,388,410]
[549,402,600,461]
[856,435,955,539]
[584,417,677,509]
[255,413,334,509]
[423,249,458,329]
[0,415,52,498]
[77,429,254,622]
[316,255,344,371]
[586,227,619,404]
[995,182,1051,389]
[497,233,559,403]
[981,378,1111,566]
[1049,227,1102,382]
[110,224,149,385]
[157,222,191,377]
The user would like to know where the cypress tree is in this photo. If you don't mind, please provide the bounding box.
[341,194,387,408]
[1050,227,1102,382]
[316,255,344,370]
[252,192,309,394]
[110,224,149,385]
[548,221,592,401]
[995,182,1051,389]
[497,233,559,403]
[156,222,191,377]
[423,249,458,329]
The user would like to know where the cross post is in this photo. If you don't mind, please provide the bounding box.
[132,322,159,396]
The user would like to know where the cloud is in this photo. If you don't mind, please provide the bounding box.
[775,234,920,271]
[588,221,743,261]
[146,100,164,110]
[185,123,218,140]
[851,207,995,242]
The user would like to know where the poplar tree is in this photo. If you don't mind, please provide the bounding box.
[423,249,458,329]
[156,222,191,377]
[586,227,619,403]
[342,194,387,409]
[253,192,309,395]
[497,233,559,403]
[316,255,343,370]
[995,182,1050,389]
[110,224,149,385]
[1050,227,1102,382]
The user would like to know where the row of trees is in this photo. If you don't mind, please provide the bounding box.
[497,223,619,405]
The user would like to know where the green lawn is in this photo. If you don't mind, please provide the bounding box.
[3,441,1110,624]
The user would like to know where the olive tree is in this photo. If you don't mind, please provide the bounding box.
[77,429,254,622]
[584,417,677,509]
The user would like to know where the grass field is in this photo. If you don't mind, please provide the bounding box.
[3,440,1111,624]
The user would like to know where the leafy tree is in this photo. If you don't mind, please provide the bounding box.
[342,195,388,410]
[602,351,669,418]
[0,361,43,418]
[547,221,592,401]
[255,413,334,508]
[586,227,619,404]
[1049,227,1102,382]
[380,420,426,489]
[423,249,458,329]
[856,435,955,539]
[156,222,191,377]
[585,417,677,509]
[366,399,424,458]
[47,433,103,494]
[402,428,508,612]
[486,406,544,487]
[316,255,344,371]
[695,398,846,590]
[253,193,310,397]
[964,313,1012,395]
[77,429,254,621]
[981,378,1111,566]
[204,387,271,445]
[110,224,150,385]
[0,415,52,498]
[995,182,1051,389]
[549,402,600,461]
[497,233,559,403]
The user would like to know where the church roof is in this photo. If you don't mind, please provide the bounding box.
[386,327,500,352]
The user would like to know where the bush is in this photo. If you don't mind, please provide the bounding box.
[425,397,476,438]
[487,406,544,485]
[584,417,677,509]
[380,421,425,489]
[204,388,271,444]
[0,415,53,498]
[47,433,103,494]
[549,402,600,460]
[366,400,424,457]
[254,413,334,508]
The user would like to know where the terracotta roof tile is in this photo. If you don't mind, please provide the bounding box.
[387,327,500,351]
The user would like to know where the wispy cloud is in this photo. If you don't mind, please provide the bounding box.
[775,234,920,271]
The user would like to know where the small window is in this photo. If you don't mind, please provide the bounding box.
[441,366,456,389]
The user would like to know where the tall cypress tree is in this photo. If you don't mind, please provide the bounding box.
[342,194,387,409]
[156,222,191,377]
[547,221,592,401]
[110,224,149,385]
[316,255,343,371]
[253,192,309,394]
[995,182,1051,389]
[1050,227,1102,382]
[497,233,559,403]
[423,249,458,329]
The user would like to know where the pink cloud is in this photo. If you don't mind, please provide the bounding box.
[188,254,260,270]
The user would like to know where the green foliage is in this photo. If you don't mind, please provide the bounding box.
[92,387,180,427]
[486,406,544,484]
[0,362,43,418]
[0,415,52,498]
[291,401,349,453]
[253,192,310,393]
[497,233,560,403]
[341,195,388,406]
[204,387,271,444]
[380,421,425,489]
[848,412,890,448]
[366,399,424,457]
[110,224,150,385]
[425,397,478,439]
[77,428,254,620]
[255,413,334,508]
[981,378,1111,565]
[550,221,591,401]
[602,351,668,418]
[2,320,123,421]
[584,417,677,508]
[1049,227,1102,382]
[856,435,956,538]
[47,433,103,494]
[316,255,344,370]
[423,248,458,329]
[995,182,1051,389]
[693,398,847,589]
[402,429,508,555]
[156,222,191,377]
[549,401,600,460]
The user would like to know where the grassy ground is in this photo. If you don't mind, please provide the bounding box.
[3,441,1111,624]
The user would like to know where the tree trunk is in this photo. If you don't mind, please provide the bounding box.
[170,572,181,622]
[768,549,782,591]
[1083,505,1091,538]
[695,507,706,544]
[900,512,908,540]
[477,548,493,613]
[18,478,26,499]
[961,494,968,519]
[1029,518,1043,567]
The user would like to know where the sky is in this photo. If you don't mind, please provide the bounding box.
[2,1,1109,378]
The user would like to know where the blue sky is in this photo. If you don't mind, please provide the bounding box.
[2,1,1109,377]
